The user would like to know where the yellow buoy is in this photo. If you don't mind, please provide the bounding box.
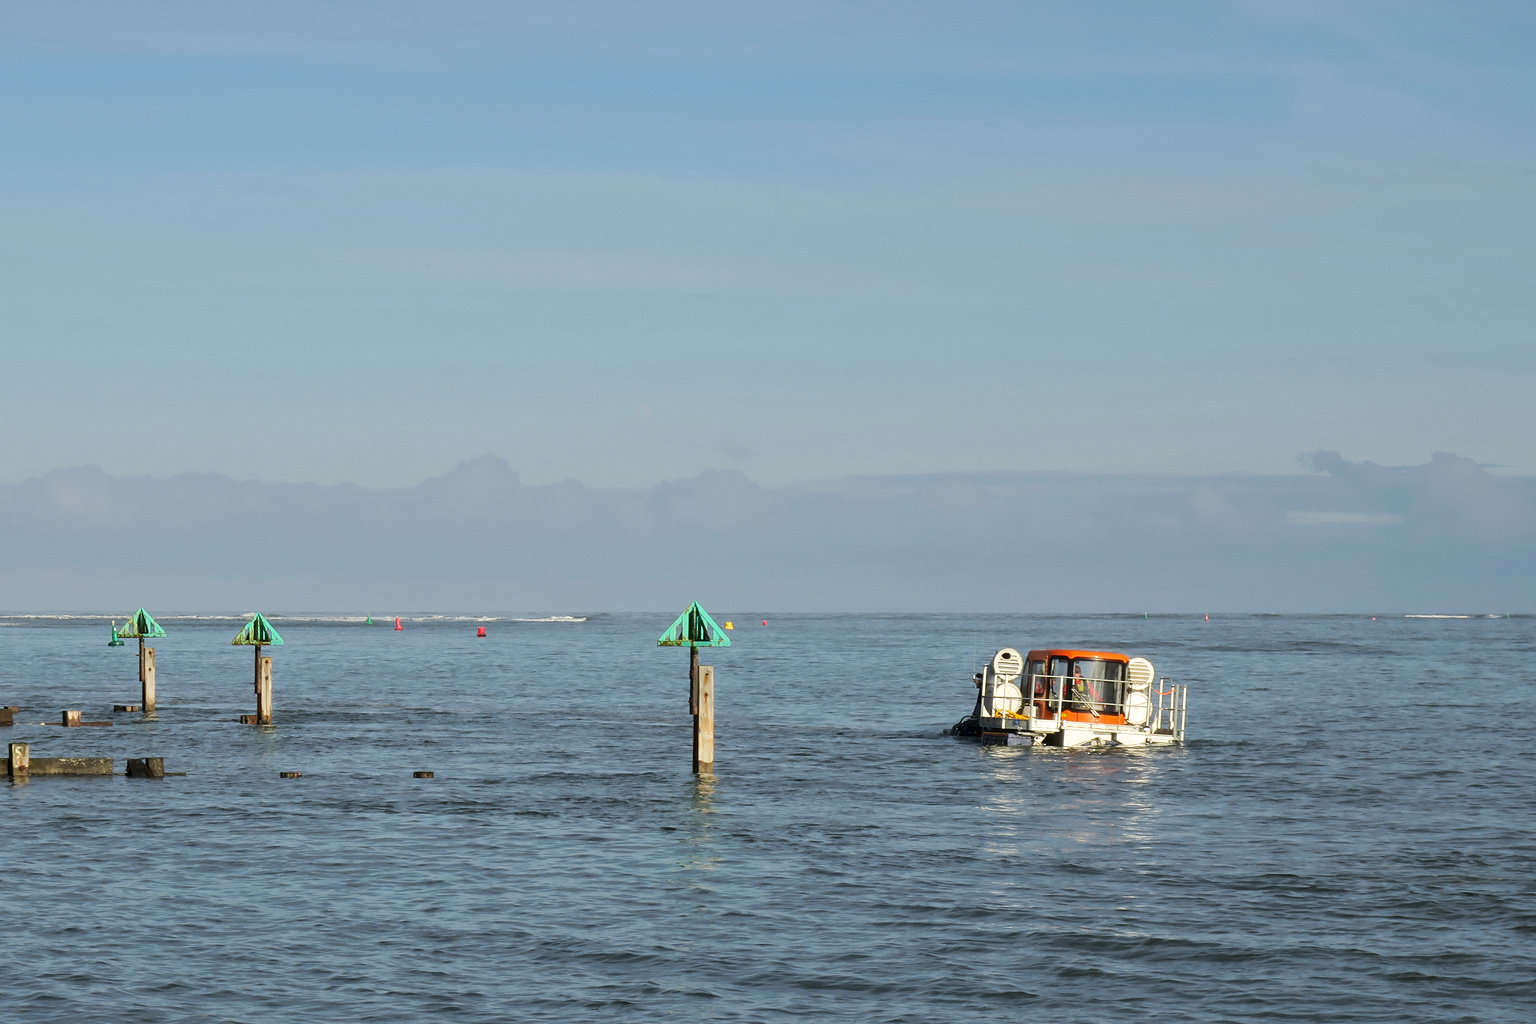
[724,621,734,630]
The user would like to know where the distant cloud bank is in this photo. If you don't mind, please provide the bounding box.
[0,452,1530,612]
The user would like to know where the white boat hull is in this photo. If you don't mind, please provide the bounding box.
[973,716,1180,747]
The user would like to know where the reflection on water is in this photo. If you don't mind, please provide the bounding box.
[675,772,723,876]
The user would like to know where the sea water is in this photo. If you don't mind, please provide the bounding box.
[1,612,1532,1023]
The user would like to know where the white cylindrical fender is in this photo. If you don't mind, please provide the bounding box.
[980,648,1025,716]
[984,679,1024,716]
[1124,687,1151,726]
[1125,657,1155,725]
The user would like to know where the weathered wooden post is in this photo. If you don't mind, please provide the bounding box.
[233,613,283,725]
[657,602,730,775]
[9,741,29,777]
[142,647,156,712]
[694,665,715,772]
[62,709,81,727]
[115,609,165,712]
[126,757,165,778]
[256,657,273,725]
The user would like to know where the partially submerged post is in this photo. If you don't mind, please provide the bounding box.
[232,613,284,726]
[256,657,273,725]
[695,665,715,769]
[126,757,165,778]
[9,742,28,777]
[657,602,731,774]
[115,609,165,712]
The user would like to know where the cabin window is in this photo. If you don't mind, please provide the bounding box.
[1048,657,1072,702]
[1028,660,1047,696]
[1068,658,1125,715]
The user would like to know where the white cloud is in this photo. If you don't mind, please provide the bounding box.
[0,452,1528,611]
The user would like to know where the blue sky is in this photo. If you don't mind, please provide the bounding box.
[2,1,1534,490]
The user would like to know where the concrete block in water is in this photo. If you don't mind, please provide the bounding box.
[24,757,114,776]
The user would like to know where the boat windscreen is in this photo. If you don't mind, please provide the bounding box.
[1068,658,1125,715]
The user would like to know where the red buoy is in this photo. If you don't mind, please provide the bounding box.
[762,620,768,626]
[395,617,403,631]
[476,626,487,637]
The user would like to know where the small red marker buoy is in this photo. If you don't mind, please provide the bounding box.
[395,617,403,631]
[1204,615,1209,621]
[477,626,486,637]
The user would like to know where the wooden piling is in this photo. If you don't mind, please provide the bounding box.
[142,647,156,712]
[256,656,273,725]
[62,709,81,727]
[126,757,165,779]
[689,644,700,715]
[656,603,730,776]
[693,665,715,774]
[0,706,15,727]
[8,741,28,777]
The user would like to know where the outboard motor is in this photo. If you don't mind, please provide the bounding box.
[978,648,1025,716]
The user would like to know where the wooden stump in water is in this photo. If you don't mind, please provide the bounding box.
[126,757,165,778]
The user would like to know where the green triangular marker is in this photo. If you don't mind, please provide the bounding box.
[117,608,166,639]
[366,615,373,625]
[657,602,731,648]
[232,613,284,646]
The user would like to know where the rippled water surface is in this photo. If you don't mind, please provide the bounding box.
[2,612,1533,1023]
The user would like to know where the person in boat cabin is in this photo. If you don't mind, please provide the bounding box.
[1069,665,1101,716]
[1030,660,1051,702]
[1047,658,1070,709]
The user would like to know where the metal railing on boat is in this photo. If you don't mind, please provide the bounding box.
[991,673,1186,741]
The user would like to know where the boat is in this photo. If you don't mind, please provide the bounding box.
[950,647,1187,747]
